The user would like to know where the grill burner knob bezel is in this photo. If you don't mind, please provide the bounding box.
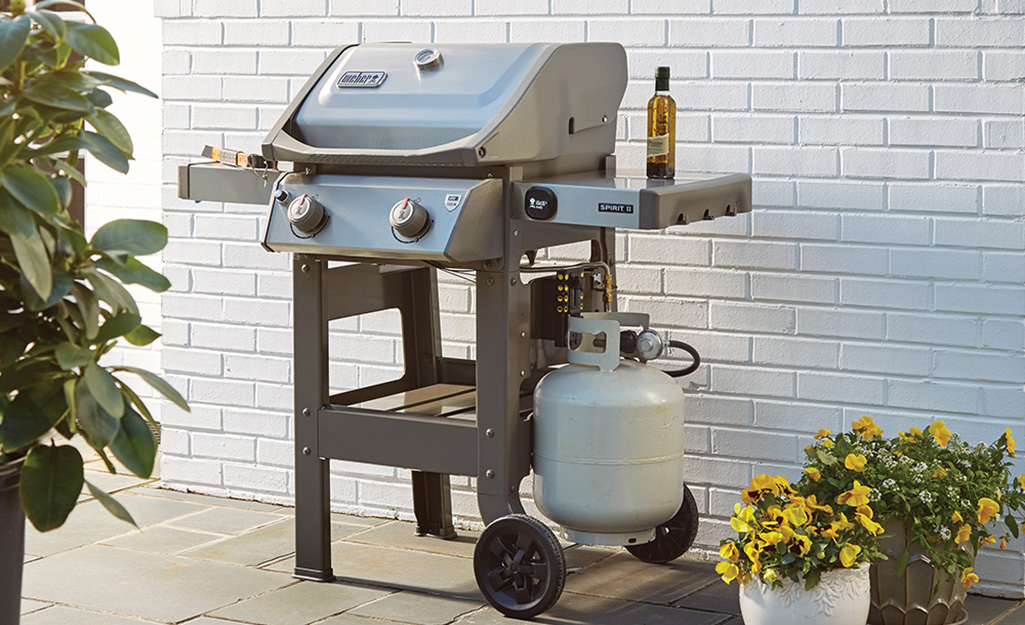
[287,194,327,236]
[390,198,431,239]
[414,48,443,71]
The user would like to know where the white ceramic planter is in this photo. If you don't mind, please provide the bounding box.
[739,563,871,625]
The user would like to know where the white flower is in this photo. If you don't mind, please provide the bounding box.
[919,491,934,504]
[939,527,951,540]
[883,478,897,490]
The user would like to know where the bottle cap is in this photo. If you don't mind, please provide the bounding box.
[655,66,670,79]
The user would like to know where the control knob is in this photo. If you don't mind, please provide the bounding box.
[287,194,326,235]
[390,198,430,239]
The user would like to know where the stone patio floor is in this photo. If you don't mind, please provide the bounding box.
[19,458,1025,624]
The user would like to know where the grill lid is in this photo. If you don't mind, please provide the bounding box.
[262,42,627,167]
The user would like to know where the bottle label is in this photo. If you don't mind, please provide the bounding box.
[647,134,669,158]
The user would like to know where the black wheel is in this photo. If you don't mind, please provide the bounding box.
[473,514,566,620]
[626,484,699,564]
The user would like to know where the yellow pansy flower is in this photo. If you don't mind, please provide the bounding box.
[837,480,871,507]
[789,534,812,556]
[804,467,821,482]
[821,438,835,449]
[908,426,923,438]
[741,487,762,505]
[840,544,862,567]
[779,525,796,543]
[928,420,951,447]
[932,468,947,479]
[956,524,971,544]
[731,504,757,534]
[951,511,963,524]
[844,453,867,472]
[750,474,778,493]
[981,536,997,547]
[1006,428,1016,457]
[977,497,1000,524]
[716,561,739,584]
[814,428,832,440]
[856,513,885,536]
[720,542,740,563]
[782,506,810,527]
[856,504,874,519]
[763,568,778,583]
[1001,538,1007,550]
[852,415,883,439]
[759,531,785,546]
[961,567,979,589]
[1019,474,1025,491]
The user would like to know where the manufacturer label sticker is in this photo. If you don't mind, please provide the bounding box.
[337,71,387,88]
[598,202,634,214]
[444,194,462,211]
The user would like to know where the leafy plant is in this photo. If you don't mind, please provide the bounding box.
[0,0,186,532]
[802,417,1024,589]
[717,469,884,590]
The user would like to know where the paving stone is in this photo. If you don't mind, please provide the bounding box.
[179,619,239,625]
[456,593,728,625]
[136,486,285,512]
[966,594,1024,624]
[101,525,224,555]
[266,541,483,599]
[564,553,717,605]
[169,507,285,535]
[82,470,155,496]
[185,517,366,566]
[211,580,389,625]
[22,544,290,622]
[20,598,49,615]
[345,520,611,570]
[994,604,1025,624]
[316,615,385,625]
[673,577,741,615]
[24,496,206,557]
[21,606,153,624]
[349,591,483,625]
[273,508,390,527]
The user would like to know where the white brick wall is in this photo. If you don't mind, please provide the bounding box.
[158,1,1025,595]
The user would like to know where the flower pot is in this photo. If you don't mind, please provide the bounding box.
[869,520,969,625]
[0,455,26,625]
[739,563,871,625]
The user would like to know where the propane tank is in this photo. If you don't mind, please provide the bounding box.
[532,313,685,547]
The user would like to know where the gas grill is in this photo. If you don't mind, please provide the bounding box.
[179,41,751,618]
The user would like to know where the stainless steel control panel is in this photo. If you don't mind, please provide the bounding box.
[262,173,504,262]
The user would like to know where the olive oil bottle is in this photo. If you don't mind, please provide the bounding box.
[646,66,675,179]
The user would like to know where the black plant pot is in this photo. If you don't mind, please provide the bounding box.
[0,456,25,625]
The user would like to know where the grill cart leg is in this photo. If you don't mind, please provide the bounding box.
[292,256,334,582]
[412,471,456,538]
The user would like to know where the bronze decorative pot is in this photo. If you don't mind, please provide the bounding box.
[869,520,969,625]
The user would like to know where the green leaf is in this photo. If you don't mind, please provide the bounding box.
[21,267,70,311]
[20,444,84,532]
[816,449,837,466]
[3,165,60,214]
[91,219,167,256]
[10,228,51,301]
[29,10,65,39]
[0,396,56,451]
[73,377,119,448]
[22,81,94,112]
[71,283,100,340]
[63,21,119,65]
[93,311,141,344]
[84,479,137,527]
[84,268,138,315]
[87,87,112,108]
[803,569,821,591]
[0,15,30,72]
[85,71,157,98]
[116,366,189,412]
[0,190,35,237]
[83,362,124,419]
[50,175,71,209]
[87,108,132,156]
[109,406,156,479]
[55,342,92,370]
[895,548,910,578]
[95,257,170,292]
[81,131,128,173]
[124,324,160,347]
[1007,515,1020,539]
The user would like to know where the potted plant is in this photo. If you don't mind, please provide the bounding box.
[716,472,884,625]
[803,417,1025,625]
[0,2,183,623]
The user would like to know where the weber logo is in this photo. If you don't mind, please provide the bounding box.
[598,202,634,214]
[337,71,387,88]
